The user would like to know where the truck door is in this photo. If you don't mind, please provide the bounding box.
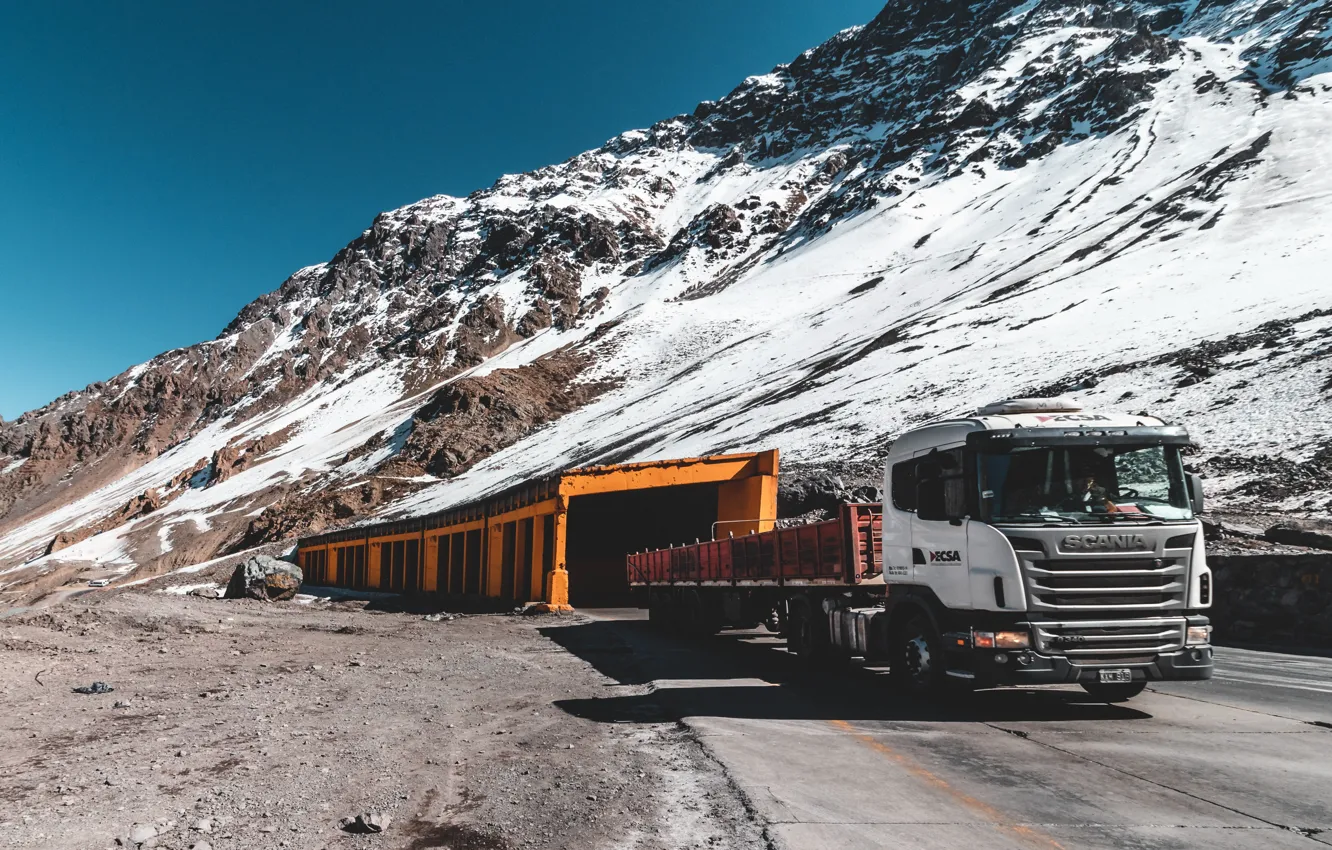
[911,447,973,610]
[883,459,917,582]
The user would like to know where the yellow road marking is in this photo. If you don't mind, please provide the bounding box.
[829,719,1067,849]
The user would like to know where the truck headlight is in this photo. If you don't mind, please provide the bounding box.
[1186,625,1212,646]
[972,630,1030,649]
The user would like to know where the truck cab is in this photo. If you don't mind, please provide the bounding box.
[877,397,1213,700]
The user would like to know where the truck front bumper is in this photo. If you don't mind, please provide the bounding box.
[966,645,1214,686]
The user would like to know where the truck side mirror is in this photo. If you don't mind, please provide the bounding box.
[916,479,948,522]
[1188,473,1204,515]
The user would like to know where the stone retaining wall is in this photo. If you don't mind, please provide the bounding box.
[1209,553,1332,648]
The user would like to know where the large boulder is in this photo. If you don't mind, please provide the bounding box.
[225,554,303,601]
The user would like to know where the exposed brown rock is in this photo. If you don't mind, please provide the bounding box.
[527,252,583,330]
[231,479,399,551]
[207,426,294,488]
[452,295,521,368]
[390,348,613,480]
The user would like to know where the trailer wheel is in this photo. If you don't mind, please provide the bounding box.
[892,612,945,695]
[787,599,833,663]
[786,600,812,658]
[648,591,675,632]
[1079,681,1147,702]
[679,589,707,637]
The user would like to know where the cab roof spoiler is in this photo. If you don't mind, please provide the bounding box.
[967,425,1194,451]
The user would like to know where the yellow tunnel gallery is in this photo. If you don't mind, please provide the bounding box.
[296,450,779,608]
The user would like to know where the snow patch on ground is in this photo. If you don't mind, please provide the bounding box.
[158,582,219,596]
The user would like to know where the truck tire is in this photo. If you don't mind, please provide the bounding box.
[648,591,675,632]
[679,589,707,637]
[892,611,946,696]
[1079,681,1147,702]
[786,599,818,660]
[788,599,842,668]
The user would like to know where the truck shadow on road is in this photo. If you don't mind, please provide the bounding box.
[541,618,1151,724]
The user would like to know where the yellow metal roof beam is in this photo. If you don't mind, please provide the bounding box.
[558,449,778,498]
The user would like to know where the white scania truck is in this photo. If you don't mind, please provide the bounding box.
[629,398,1214,702]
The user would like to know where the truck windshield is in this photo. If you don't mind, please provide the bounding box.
[978,444,1192,523]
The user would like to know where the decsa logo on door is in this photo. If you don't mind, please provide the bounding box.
[929,550,962,562]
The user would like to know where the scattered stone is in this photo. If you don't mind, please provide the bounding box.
[190,842,212,850]
[112,700,131,709]
[422,613,455,622]
[339,812,390,834]
[73,681,115,695]
[128,823,157,844]
[188,587,221,599]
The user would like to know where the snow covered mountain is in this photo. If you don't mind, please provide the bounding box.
[3,0,1332,591]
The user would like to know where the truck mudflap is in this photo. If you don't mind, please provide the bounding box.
[964,646,1214,687]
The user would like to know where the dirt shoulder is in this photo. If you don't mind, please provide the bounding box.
[0,590,766,850]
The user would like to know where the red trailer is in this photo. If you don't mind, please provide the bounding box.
[627,503,884,651]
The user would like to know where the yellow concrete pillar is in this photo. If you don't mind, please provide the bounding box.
[528,515,545,602]
[368,541,382,588]
[486,522,504,598]
[423,535,439,593]
[541,499,573,611]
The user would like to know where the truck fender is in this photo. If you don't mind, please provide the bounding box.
[883,592,946,645]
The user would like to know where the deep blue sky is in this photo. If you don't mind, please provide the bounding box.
[0,1,885,420]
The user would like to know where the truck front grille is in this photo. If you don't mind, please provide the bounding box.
[1024,557,1186,612]
[1033,618,1186,665]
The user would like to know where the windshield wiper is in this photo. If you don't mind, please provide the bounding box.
[994,515,1088,525]
[1102,513,1164,523]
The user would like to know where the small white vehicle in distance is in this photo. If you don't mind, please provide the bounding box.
[87,578,111,587]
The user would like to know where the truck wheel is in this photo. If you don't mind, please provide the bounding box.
[892,612,945,695]
[1079,681,1147,702]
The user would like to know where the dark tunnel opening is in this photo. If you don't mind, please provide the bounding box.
[564,481,721,607]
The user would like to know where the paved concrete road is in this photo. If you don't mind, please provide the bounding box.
[556,609,1332,850]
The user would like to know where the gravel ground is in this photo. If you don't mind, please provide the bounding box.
[0,590,766,850]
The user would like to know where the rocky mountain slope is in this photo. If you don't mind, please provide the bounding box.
[3,0,1332,592]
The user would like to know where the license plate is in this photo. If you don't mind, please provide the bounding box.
[1099,668,1132,683]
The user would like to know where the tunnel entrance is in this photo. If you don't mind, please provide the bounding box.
[564,481,721,607]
